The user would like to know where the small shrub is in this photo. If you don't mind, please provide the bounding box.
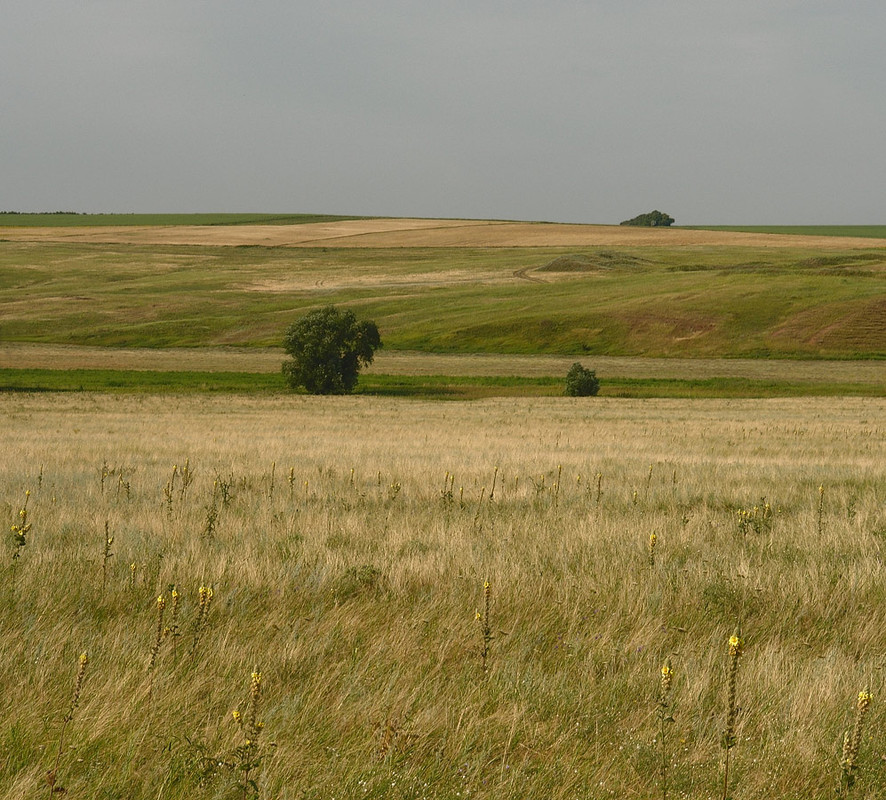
[565,363,600,397]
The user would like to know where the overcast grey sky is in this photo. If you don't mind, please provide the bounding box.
[3,1,884,224]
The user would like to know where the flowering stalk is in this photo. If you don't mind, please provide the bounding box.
[189,584,214,658]
[657,658,674,800]
[46,652,88,798]
[840,689,872,795]
[233,667,265,800]
[476,580,493,674]
[10,490,31,598]
[101,521,114,597]
[721,627,744,800]
[147,594,166,698]
[168,586,180,663]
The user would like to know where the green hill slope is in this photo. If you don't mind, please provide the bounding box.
[1,241,884,359]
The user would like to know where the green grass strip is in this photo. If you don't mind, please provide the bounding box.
[687,225,886,239]
[1,369,882,399]
[0,368,283,393]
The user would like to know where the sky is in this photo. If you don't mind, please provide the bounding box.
[2,1,885,224]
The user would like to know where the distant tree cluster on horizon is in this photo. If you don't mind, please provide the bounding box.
[619,210,675,227]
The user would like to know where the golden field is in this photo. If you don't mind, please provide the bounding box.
[2,393,885,798]
[3,218,886,249]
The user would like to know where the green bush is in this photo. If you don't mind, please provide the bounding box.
[565,362,600,396]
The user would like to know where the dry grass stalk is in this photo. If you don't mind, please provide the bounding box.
[267,460,275,499]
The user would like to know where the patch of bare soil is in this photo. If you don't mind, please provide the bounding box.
[242,267,507,294]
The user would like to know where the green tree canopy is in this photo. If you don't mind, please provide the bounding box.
[619,210,675,227]
[282,306,382,394]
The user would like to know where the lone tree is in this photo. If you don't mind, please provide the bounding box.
[565,362,600,397]
[282,305,382,394]
[620,210,675,227]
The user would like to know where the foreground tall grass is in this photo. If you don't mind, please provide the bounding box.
[1,394,885,799]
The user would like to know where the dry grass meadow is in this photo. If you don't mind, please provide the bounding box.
[3,392,885,799]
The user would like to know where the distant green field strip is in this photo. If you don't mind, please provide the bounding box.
[1,369,882,399]
[0,213,366,227]
[361,375,886,398]
[0,368,282,393]
[688,225,886,239]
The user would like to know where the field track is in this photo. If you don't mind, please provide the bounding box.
[4,218,886,248]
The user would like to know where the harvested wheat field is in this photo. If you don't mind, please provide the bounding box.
[4,218,886,248]
[2,393,885,799]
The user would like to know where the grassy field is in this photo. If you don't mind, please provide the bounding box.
[1,393,884,799]
[689,226,886,240]
[1,241,884,360]
[3,215,883,800]
[1,216,884,398]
